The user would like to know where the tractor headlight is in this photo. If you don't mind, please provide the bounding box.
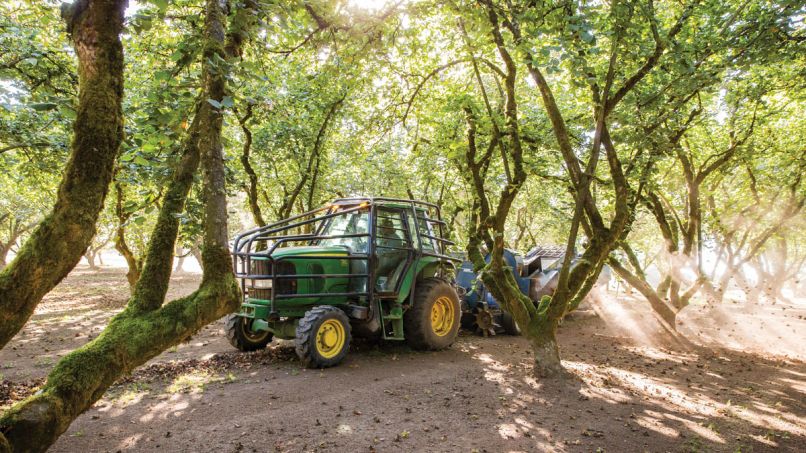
[251,278,272,289]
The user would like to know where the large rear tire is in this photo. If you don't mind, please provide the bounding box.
[501,311,521,336]
[226,314,273,351]
[295,306,352,369]
[404,278,461,350]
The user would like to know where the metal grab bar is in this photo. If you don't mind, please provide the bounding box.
[272,273,368,279]
[232,203,367,260]
[274,291,370,300]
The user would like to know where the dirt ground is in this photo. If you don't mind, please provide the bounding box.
[1,265,805,453]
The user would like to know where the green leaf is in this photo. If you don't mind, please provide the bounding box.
[150,0,169,12]
[29,103,58,111]
[221,96,234,108]
[131,15,153,33]
[123,201,139,213]
[134,156,150,166]
[58,105,76,120]
[207,99,222,109]
[155,71,172,82]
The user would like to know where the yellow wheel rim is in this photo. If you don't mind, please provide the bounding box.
[431,296,455,337]
[315,319,346,359]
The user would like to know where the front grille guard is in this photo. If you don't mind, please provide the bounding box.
[232,204,372,319]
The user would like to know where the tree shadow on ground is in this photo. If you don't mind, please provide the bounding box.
[473,327,804,452]
[46,320,805,452]
[7,268,804,452]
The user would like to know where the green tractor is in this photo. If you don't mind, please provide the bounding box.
[229,197,462,368]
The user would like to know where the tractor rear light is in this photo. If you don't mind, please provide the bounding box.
[251,278,272,289]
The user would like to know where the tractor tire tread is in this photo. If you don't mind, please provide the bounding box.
[226,314,272,352]
[501,311,521,336]
[295,306,352,369]
[404,277,460,351]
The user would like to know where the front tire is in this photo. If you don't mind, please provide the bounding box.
[404,278,461,350]
[226,314,273,351]
[295,306,352,368]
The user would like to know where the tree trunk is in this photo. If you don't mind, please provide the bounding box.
[527,319,565,378]
[0,1,255,450]
[84,252,97,269]
[114,183,142,291]
[609,257,678,328]
[0,244,10,269]
[190,245,203,272]
[0,0,126,350]
[115,230,141,289]
[479,250,571,379]
[700,278,720,304]
[715,266,736,303]
[173,253,186,273]
[238,104,266,227]
[0,223,25,271]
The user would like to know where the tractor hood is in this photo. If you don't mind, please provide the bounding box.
[266,245,351,260]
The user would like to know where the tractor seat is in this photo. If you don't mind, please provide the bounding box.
[376,258,407,294]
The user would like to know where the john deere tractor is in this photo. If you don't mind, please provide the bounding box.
[229,197,461,368]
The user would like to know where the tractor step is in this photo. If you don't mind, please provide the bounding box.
[378,300,405,340]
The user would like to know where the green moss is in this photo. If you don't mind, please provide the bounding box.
[0,0,126,350]
[0,0,251,449]
[0,274,239,451]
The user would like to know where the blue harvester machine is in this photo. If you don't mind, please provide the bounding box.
[456,246,567,336]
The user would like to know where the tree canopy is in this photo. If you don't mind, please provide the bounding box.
[0,0,804,450]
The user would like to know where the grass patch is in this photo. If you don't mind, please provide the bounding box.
[680,436,707,453]
[166,370,224,394]
[34,357,54,368]
[114,382,153,405]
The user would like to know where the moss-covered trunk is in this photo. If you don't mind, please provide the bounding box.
[479,252,566,378]
[470,240,572,378]
[0,281,238,452]
[526,318,564,378]
[0,0,126,349]
[0,1,255,451]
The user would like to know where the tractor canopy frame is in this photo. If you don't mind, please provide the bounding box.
[232,197,459,323]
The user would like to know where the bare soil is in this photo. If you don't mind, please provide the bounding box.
[1,266,804,453]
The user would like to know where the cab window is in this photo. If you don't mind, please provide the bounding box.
[374,208,410,291]
[318,209,369,253]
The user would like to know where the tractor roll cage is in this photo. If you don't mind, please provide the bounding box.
[232,197,460,319]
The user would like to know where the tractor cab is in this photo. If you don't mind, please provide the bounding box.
[229,197,461,368]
